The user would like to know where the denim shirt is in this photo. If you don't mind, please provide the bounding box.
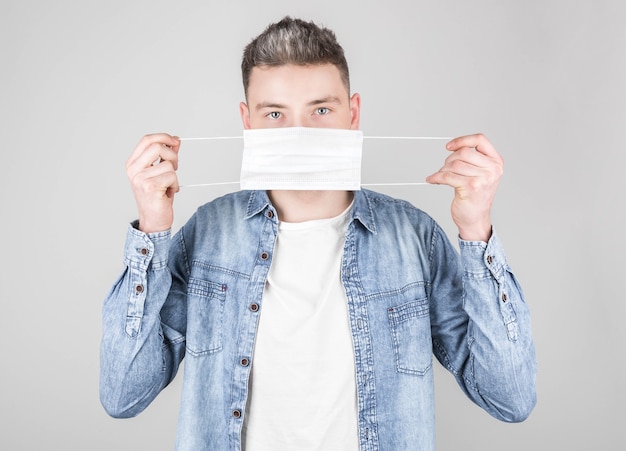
[100,189,536,451]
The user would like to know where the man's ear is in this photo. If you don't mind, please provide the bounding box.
[349,93,361,130]
[240,102,251,129]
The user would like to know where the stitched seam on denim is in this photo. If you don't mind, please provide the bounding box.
[363,190,377,233]
[188,278,227,297]
[244,190,268,219]
[178,230,191,278]
[342,228,379,450]
[464,269,492,279]
[364,281,429,302]
[463,354,478,392]
[432,338,459,375]
[367,191,417,209]
[186,275,226,356]
[124,258,148,271]
[428,221,439,277]
[191,261,250,279]
[388,299,433,376]
[387,298,429,324]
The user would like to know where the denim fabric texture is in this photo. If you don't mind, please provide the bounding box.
[100,189,537,451]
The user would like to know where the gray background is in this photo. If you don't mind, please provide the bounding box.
[1,0,624,449]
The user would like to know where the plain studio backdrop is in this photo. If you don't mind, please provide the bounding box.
[1,1,624,449]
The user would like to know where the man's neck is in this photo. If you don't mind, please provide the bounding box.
[267,190,354,223]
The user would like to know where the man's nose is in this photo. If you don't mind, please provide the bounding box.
[287,113,312,128]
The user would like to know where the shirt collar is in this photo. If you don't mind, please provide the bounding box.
[243,190,272,219]
[243,189,377,234]
[351,189,377,234]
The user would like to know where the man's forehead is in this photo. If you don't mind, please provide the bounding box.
[247,63,344,85]
[246,64,349,105]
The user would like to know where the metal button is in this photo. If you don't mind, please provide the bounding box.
[267,211,274,218]
[487,255,494,265]
[250,303,259,312]
[232,409,242,419]
[260,252,269,260]
[135,284,144,294]
[240,358,249,367]
[140,248,149,256]
[502,293,508,302]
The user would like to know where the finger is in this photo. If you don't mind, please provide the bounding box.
[439,158,488,178]
[443,146,502,173]
[136,159,178,181]
[428,161,502,188]
[128,142,180,178]
[132,162,179,195]
[426,170,466,188]
[165,182,180,199]
[127,133,180,168]
[447,133,498,158]
[442,146,488,167]
[441,149,503,182]
[143,143,179,169]
[428,148,487,182]
[426,170,494,196]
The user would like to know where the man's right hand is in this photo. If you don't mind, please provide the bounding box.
[126,133,181,233]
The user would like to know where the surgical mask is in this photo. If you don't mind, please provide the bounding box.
[178,129,451,190]
[240,127,363,190]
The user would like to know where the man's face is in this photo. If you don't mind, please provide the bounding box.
[240,64,360,130]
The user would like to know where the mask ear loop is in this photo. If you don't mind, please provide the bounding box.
[177,135,452,188]
[361,137,453,187]
[364,136,452,140]
[179,137,241,141]
[179,136,452,141]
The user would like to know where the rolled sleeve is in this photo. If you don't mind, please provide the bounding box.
[459,229,508,281]
[121,222,172,337]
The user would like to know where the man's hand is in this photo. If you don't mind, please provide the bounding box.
[126,133,181,233]
[426,133,503,242]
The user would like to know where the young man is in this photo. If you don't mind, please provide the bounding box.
[100,17,536,451]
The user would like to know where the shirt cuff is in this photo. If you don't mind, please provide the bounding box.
[123,221,172,271]
[458,228,508,279]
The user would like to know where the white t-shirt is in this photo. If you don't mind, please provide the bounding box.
[242,205,359,450]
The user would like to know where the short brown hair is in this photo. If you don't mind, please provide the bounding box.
[241,17,350,98]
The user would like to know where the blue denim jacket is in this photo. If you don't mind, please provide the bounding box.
[100,189,536,451]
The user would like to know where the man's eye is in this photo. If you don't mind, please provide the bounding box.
[316,107,329,115]
[268,111,281,119]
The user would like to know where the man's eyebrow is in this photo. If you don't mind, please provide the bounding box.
[307,96,342,106]
[255,102,287,111]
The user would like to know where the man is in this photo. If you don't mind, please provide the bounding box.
[100,17,536,451]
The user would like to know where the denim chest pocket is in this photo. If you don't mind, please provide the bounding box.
[388,297,433,376]
[186,277,226,356]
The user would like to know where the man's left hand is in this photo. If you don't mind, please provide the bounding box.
[426,133,503,242]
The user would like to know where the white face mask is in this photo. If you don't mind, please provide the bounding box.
[240,127,363,190]
[178,131,451,190]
